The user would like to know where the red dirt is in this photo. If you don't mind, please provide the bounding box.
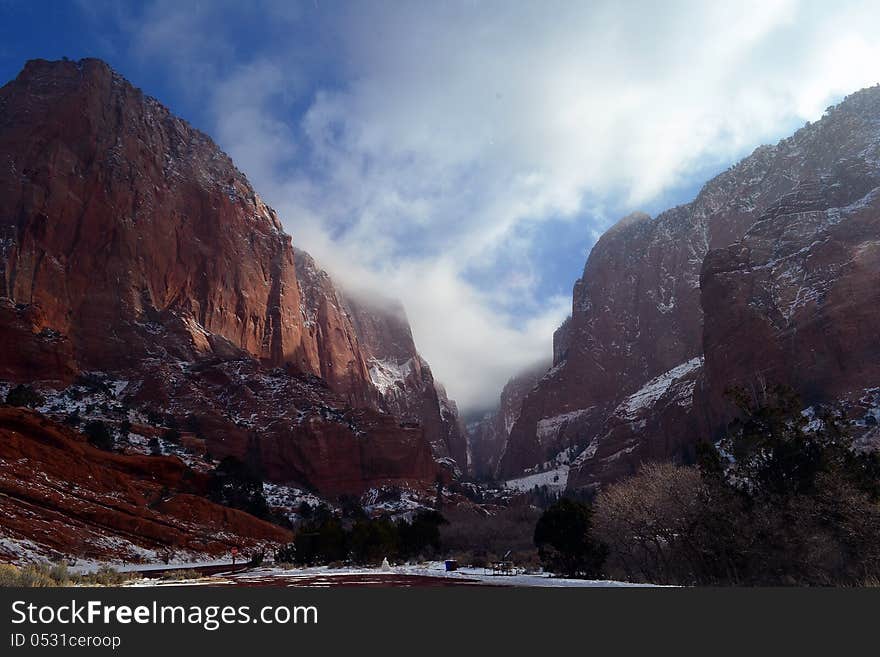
[0,407,291,563]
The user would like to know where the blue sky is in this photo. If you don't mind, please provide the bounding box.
[2,1,879,410]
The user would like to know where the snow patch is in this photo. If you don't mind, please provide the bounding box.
[368,357,415,396]
[504,466,569,493]
[619,357,703,419]
[535,408,592,445]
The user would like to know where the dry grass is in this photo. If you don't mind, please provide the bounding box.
[0,562,141,587]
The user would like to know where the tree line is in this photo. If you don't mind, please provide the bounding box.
[275,509,446,566]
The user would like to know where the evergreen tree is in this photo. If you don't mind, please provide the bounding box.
[208,456,270,519]
[534,498,606,578]
[350,517,398,564]
[83,420,114,451]
[162,427,181,444]
[5,384,44,408]
[398,510,446,559]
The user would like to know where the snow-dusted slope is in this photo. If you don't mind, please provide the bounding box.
[500,83,880,489]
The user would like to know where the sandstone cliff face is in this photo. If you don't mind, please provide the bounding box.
[344,293,468,472]
[498,84,880,489]
[568,357,708,489]
[468,361,549,479]
[567,86,880,491]
[0,58,377,407]
[2,59,297,373]
[0,298,77,384]
[701,174,880,432]
[435,382,469,473]
[125,356,438,497]
[0,58,437,495]
[291,249,377,408]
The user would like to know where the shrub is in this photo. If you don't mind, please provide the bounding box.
[64,410,81,427]
[0,564,26,586]
[0,562,138,587]
[159,569,201,581]
[534,498,606,578]
[274,543,296,564]
[291,517,347,566]
[338,494,366,519]
[593,463,707,584]
[208,456,270,519]
[397,510,446,560]
[83,420,114,451]
[440,504,541,565]
[49,562,71,584]
[275,510,449,567]
[12,564,55,587]
[350,517,399,564]
[5,384,44,408]
[162,428,181,444]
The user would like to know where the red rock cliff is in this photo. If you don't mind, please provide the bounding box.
[344,292,469,472]
[496,84,880,489]
[565,86,880,490]
[468,361,549,479]
[701,173,880,431]
[0,58,437,495]
[0,58,376,406]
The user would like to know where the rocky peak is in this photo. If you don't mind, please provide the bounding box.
[502,83,880,484]
[605,210,652,235]
[1,58,302,371]
[0,58,438,495]
[344,292,469,472]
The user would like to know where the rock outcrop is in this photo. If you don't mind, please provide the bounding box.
[468,361,549,479]
[495,84,880,490]
[344,292,468,472]
[568,357,708,489]
[0,58,376,407]
[290,249,377,408]
[0,58,438,496]
[701,175,880,432]
[0,407,291,563]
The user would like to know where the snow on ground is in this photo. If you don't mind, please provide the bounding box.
[3,550,654,587]
[574,436,601,466]
[536,408,591,445]
[127,577,218,587]
[0,534,209,572]
[0,535,53,564]
[262,481,435,523]
[112,559,235,574]
[858,387,880,425]
[400,562,649,587]
[139,561,651,588]
[503,445,579,493]
[31,373,138,421]
[263,482,327,517]
[504,465,568,493]
[361,486,428,517]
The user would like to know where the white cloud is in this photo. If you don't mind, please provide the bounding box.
[112,0,880,410]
